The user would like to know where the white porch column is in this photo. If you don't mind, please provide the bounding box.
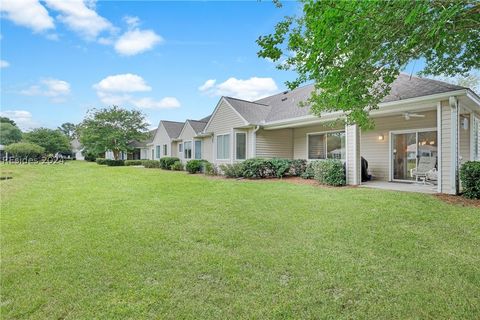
[449,96,460,194]
[346,124,361,185]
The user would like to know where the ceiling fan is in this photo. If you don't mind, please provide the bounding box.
[403,112,425,120]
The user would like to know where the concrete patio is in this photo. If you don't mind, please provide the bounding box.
[361,180,438,194]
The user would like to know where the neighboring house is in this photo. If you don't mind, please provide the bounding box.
[105,128,157,160]
[147,120,184,160]
[197,73,479,195]
[70,139,84,160]
[176,118,212,163]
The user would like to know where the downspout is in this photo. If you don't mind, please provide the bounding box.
[252,125,260,158]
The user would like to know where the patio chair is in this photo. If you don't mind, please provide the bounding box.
[410,157,437,184]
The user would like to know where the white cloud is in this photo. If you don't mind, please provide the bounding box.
[0,0,54,33]
[44,0,113,40]
[0,110,38,130]
[198,79,216,92]
[21,78,71,102]
[114,29,163,56]
[93,73,151,93]
[94,74,179,109]
[0,60,10,68]
[131,97,180,109]
[199,77,279,101]
[124,16,140,28]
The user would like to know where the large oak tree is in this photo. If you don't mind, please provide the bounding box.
[257,0,479,128]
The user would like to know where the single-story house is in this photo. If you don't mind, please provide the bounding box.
[70,139,84,160]
[132,74,480,195]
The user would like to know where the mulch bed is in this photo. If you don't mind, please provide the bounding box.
[434,194,480,208]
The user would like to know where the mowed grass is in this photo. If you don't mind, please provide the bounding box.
[1,161,479,319]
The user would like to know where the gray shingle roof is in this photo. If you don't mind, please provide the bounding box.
[224,96,271,124]
[129,128,157,148]
[187,119,208,134]
[199,115,211,122]
[161,120,184,138]
[225,74,467,124]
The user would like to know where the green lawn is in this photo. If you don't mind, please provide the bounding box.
[1,161,479,319]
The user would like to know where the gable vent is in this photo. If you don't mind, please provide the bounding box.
[281,97,288,101]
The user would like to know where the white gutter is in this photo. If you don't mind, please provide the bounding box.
[252,125,261,157]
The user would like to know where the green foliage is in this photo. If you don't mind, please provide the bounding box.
[125,160,143,166]
[241,158,277,179]
[219,163,244,178]
[257,1,479,128]
[82,150,98,162]
[0,116,16,126]
[301,161,315,179]
[78,106,149,160]
[270,158,292,178]
[0,122,22,145]
[4,142,45,159]
[58,122,77,140]
[142,160,161,168]
[96,158,107,165]
[290,159,307,176]
[185,160,204,174]
[159,157,180,170]
[203,161,218,176]
[105,159,125,166]
[23,128,71,154]
[170,161,184,171]
[460,161,480,199]
[313,160,346,186]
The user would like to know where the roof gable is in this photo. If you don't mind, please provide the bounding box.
[161,120,184,139]
[204,97,248,132]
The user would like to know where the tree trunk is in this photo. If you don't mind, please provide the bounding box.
[113,149,120,160]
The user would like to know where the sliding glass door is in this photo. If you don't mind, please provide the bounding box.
[391,130,437,181]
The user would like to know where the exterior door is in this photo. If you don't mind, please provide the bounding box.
[391,130,437,181]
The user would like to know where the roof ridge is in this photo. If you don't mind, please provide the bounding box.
[224,96,270,106]
[161,120,185,124]
[398,72,466,89]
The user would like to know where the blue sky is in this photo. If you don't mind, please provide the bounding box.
[1,1,304,130]
[1,1,430,131]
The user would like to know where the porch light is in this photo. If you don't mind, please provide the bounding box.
[378,134,384,141]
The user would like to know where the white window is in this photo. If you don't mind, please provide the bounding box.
[194,140,202,159]
[216,134,230,160]
[184,141,192,159]
[155,145,160,159]
[308,131,345,160]
[163,144,168,156]
[474,116,480,160]
[236,132,246,160]
[179,143,183,153]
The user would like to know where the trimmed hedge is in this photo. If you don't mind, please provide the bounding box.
[142,160,161,168]
[105,159,125,166]
[186,160,204,174]
[125,160,143,166]
[204,161,218,175]
[160,157,180,170]
[219,163,244,178]
[312,159,346,186]
[290,159,308,176]
[96,158,107,165]
[170,161,183,171]
[301,162,315,179]
[460,161,480,199]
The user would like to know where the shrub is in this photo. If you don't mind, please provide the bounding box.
[219,163,244,178]
[290,159,308,176]
[160,157,180,170]
[313,159,346,186]
[301,161,316,179]
[4,142,45,159]
[185,160,204,174]
[105,159,125,166]
[125,160,143,166]
[270,158,292,178]
[241,158,274,178]
[203,161,218,175]
[83,150,97,162]
[460,161,480,199]
[170,161,184,171]
[142,160,160,168]
[96,158,107,165]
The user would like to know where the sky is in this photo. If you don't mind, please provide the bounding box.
[0,0,305,130]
